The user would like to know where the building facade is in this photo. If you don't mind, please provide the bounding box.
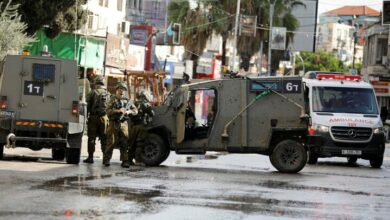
[317,6,380,66]
[126,0,170,31]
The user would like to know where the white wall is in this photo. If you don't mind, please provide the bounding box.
[80,0,128,37]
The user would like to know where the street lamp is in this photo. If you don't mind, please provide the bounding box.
[230,0,241,72]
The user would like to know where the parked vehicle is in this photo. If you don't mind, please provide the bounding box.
[139,76,321,173]
[303,73,386,168]
[0,54,85,164]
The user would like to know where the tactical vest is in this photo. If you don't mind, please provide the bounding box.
[109,97,129,122]
[90,87,109,117]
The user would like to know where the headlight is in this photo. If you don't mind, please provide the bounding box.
[373,127,384,134]
[313,124,329,133]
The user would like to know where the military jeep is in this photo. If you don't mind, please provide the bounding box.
[0,55,85,164]
[140,76,320,173]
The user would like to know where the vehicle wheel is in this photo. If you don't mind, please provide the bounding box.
[307,150,318,165]
[347,157,358,164]
[0,144,3,160]
[370,155,384,168]
[65,133,82,164]
[270,139,307,173]
[141,133,169,166]
[52,148,65,160]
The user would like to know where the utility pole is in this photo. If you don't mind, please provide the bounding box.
[268,0,275,76]
[352,15,358,70]
[230,0,241,72]
[258,41,263,76]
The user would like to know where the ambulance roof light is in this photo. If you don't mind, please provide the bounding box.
[316,74,361,81]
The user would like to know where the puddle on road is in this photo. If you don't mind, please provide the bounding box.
[34,171,161,200]
[258,180,390,197]
[31,165,389,219]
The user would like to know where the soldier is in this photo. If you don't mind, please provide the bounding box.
[129,90,155,164]
[84,75,109,163]
[103,82,138,168]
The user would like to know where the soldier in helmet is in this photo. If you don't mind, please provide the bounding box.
[103,82,138,168]
[128,89,155,164]
[84,75,109,163]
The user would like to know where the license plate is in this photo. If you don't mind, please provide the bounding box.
[342,150,362,155]
[0,110,15,117]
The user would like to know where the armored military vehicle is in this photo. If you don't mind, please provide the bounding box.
[0,55,85,164]
[140,76,320,173]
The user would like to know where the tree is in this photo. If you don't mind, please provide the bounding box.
[296,51,347,73]
[0,0,35,60]
[0,0,88,38]
[168,0,305,72]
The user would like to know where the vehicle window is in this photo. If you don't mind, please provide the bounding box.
[312,87,378,114]
[184,89,216,140]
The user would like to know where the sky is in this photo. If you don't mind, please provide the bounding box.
[318,0,383,15]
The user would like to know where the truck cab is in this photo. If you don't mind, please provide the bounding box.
[304,73,385,168]
[0,55,85,164]
[139,76,320,173]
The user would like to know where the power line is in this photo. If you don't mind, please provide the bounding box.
[183,14,235,31]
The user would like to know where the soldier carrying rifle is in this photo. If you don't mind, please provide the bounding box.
[103,82,137,168]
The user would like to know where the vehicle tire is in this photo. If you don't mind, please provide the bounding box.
[347,157,358,164]
[0,144,3,160]
[270,139,307,173]
[370,155,383,168]
[141,133,169,166]
[307,150,318,165]
[52,148,65,160]
[65,133,82,164]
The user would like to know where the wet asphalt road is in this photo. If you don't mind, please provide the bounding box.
[0,136,390,220]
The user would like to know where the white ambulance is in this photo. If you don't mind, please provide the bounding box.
[304,73,386,168]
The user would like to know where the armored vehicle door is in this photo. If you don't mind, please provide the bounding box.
[175,86,189,143]
[19,58,61,121]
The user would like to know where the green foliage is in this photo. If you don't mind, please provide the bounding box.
[296,51,347,73]
[0,0,88,38]
[0,0,35,60]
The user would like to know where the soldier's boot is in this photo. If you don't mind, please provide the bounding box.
[83,154,94,163]
[121,161,130,168]
[85,138,96,163]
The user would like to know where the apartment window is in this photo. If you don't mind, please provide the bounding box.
[117,23,121,35]
[152,1,161,19]
[117,0,123,11]
[99,0,109,7]
[336,29,341,40]
[88,15,94,29]
[376,38,388,64]
[344,30,348,40]
[139,0,143,11]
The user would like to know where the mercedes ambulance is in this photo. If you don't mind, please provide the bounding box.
[304,73,385,168]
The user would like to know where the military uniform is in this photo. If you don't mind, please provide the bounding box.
[84,77,109,163]
[103,82,137,167]
[129,90,155,163]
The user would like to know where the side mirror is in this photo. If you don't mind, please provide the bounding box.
[380,107,388,123]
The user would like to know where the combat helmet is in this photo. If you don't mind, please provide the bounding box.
[93,75,104,85]
[116,82,128,91]
[137,89,152,102]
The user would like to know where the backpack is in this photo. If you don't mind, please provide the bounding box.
[92,88,110,116]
